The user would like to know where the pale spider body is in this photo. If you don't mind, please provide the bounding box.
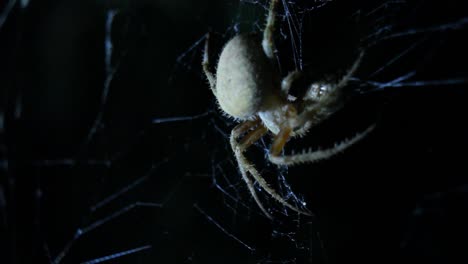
[203,0,374,218]
[216,33,300,135]
[216,33,345,137]
[216,33,281,119]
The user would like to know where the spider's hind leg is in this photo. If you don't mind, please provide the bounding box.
[202,33,216,95]
[262,0,280,60]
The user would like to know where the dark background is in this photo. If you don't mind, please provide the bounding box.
[1,0,468,263]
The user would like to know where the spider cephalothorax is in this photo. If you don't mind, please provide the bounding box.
[203,0,374,218]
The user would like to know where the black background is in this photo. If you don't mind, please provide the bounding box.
[1,0,468,263]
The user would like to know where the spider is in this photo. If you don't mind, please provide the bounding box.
[202,0,375,219]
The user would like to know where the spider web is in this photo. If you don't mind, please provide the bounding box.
[1,0,468,263]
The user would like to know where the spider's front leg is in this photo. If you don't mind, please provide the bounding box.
[281,70,302,98]
[269,124,376,166]
[267,50,374,166]
[231,119,311,218]
[333,50,365,91]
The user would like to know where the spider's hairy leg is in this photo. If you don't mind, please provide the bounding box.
[295,50,366,135]
[242,151,312,216]
[270,126,292,156]
[202,33,216,95]
[281,70,302,97]
[231,119,311,218]
[333,50,365,91]
[262,0,279,60]
[230,120,271,218]
[269,124,376,166]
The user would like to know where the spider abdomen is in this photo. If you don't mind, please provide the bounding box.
[216,33,280,119]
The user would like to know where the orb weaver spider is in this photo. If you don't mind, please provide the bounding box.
[202,0,375,218]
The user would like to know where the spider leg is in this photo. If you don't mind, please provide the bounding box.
[231,119,311,218]
[202,32,216,95]
[270,126,292,156]
[296,51,367,134]
[230,120,271,218]
[262,0,279,60]
[241,152,312,216]
[332,50,365,92]
[281,70,301,97]
[269,124,376,166]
